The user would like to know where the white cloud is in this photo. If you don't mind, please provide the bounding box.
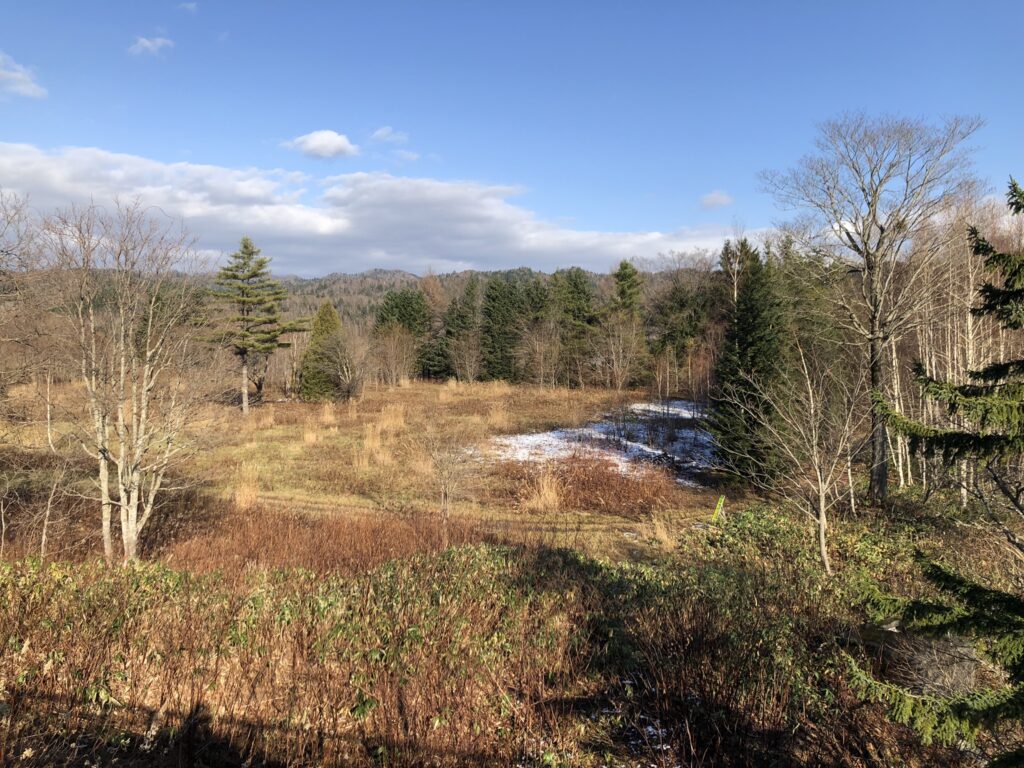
[370,126,408,144]
[0,142,735,276]
[392,149,419,163]
[699,189,733,209]
[179,2,198,12]
[0,52,47,98]
[284,130,359,158]
[128,37,175,55]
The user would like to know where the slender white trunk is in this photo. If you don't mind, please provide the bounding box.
[241,359,250,415]
[817,491,832,576]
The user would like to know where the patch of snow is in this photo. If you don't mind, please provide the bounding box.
[627,400,704,419]
[488,399,714,486]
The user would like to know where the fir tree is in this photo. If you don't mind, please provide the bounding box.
[870,179,1024,760]
[721,237,761,304]
[481,277,524,381]
[375,288,441,379]
[444,276,482,381]
[211,237,302,414]
[552,267,598,386]
[298,301,344,401]
[648,276,717,363]
[711,250,786,480]
[611,260,643,315]
[375,288,430,336]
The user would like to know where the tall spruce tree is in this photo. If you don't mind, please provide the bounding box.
[375,288,430,336]
[481,277,524,381]
[298,301,344,401]
[866,180,1024,759]
[375,288,439,379]
[552,267,598,386]
[444,276,482,381]
[711,249,786,480]
[611,260,643,315]
[212,237,301,414]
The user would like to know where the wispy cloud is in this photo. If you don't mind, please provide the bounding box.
[370,126,409,145]
[0,141,735,276]
[0,52,47,98]
[128,37,175,56]
[283,130,359,158]
[699,189,733,209]
[392,149,419,163]
[178,2,198,12]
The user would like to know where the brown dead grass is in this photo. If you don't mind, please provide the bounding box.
[156,381,716,557]
[495,456,683,519]
[165,505,485,576]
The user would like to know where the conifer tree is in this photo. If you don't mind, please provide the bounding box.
[298,301,344,401]
[720,237,761,304]
[375,288,438,379]
[444,276,482,381]
[711,249,786,480]
[611,260,643,315]
[883,179,1024,534]
[868,179,1024,759]
[211,237,301,414]
[481,277,524,381]
[375,288,430,337]
[552,267,598,386]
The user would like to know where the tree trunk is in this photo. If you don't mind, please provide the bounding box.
[817,493,833,576]
[241,359,250,415]
[868,335,888,503]
[99,458,113,562]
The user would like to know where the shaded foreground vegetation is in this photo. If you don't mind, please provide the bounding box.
[4,500,1018,767]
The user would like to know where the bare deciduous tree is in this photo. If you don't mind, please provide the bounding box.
[0,190,41,411]
[374,324,418,388]
[762,113,982,502]
[598,311,648,391]
[517,317,561,387]
[719,343,867,574]
[450,331,482,383]
[46,201,207,561]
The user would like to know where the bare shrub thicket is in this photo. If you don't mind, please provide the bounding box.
[375,323,418,387]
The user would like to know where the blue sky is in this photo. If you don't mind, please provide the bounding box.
[1,1,1022,276]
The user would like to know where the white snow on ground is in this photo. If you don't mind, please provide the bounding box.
[488,399,714,486]
[627,400,704,419]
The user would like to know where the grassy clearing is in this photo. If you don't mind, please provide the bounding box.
[186,381,720,560]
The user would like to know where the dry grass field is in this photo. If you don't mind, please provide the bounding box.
[0,378,721,566]
[183,380,720,563]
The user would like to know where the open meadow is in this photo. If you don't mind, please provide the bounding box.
[4,8,1024,764]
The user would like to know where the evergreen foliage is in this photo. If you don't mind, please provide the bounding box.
[445,275,481,339]
[648,277,716,361]
[721,238,761,298]
[711,249,787,480]
[443,276,482,380]
[374,288,430,337]
[849,559,1024,760]
[871,178,1024,759]
[881,180,1024,468]
[611,260,643,315]
[375,288,444,378]
[298,301,344,401]
[210,237,302,408]
[552,267,598,385]
[480,277,524,381]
